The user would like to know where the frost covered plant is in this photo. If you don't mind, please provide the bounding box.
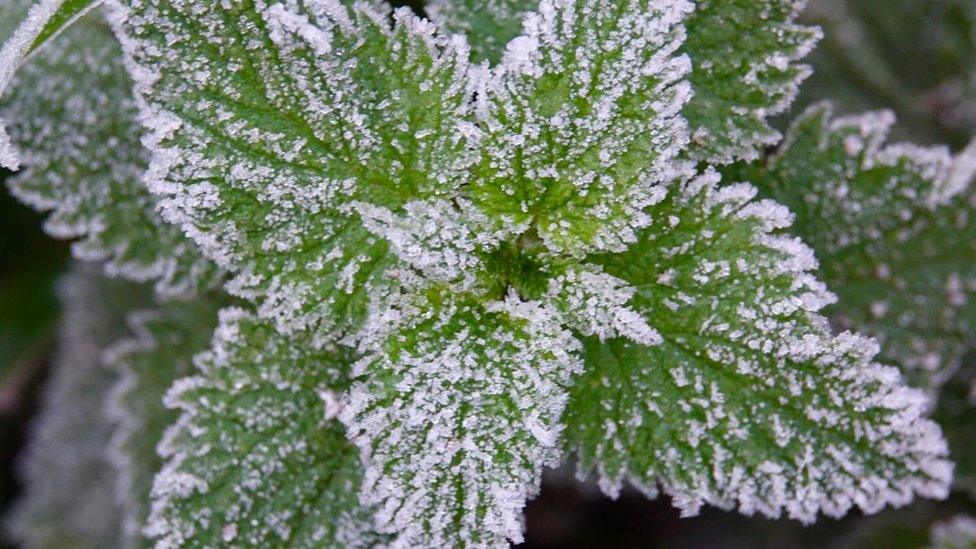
[2,0,974,547]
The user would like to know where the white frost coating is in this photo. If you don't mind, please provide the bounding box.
[0,0,66,170]
[930,515,976,549]
[943,137,976,202]
[0,119,16,170]
[354,199,508,289]
[107,0,477,338]
[683,0,821,164]
[822,106,958,212]
[426,0,533,63]
[102,303,218,547]
[73,0,956,539]
[146,307,380,548]
[0,0,105,169]
[472,0,696,255]
[102,310,164,545]
[568,170,952,525]
[547,266,662,346]
[3,5,218,298]
[342,290,582,547]
[764,102,976,391]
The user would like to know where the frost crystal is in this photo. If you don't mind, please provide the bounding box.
[0,0,105,170]
[145,308,381,548]
[469,0,694,256]
[565,170,951,522]
[749,103,976,391]
[108,0,476,337]
[0,0,961,544]
[354,199,506,289]
[682,0,821,163]
[546,265,661,346]
[342,289,582,547]
[427,0,531,63]
[0,3,219,298]
[427,0,820,164]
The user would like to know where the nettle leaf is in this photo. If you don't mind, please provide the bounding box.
[341,288,582,547]
[109,0,476,337]
[930,515,976,549]
[146,308,382,548]
[426,0,530,64]
[424,0,819,164]
[0,5,220,298]
[468,0,694,256]
[564,170,952,522]
[0,0,105,170]
[5,265,144,549]
[3,0,958,544]
[745,103,976,390]
[682,0,820,164]
[103,298,222,544]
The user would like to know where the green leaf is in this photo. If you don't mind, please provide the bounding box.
[1,6,220,297]
[353,198,501,290]
[426,0,531,64]
[0,0,105,170]
[564,170,952,522]
[145,308,382,548]
[745,103,976,390]
[340,288,582,546]
[103,298,222,545]
[468,0,695,256]
[5,264,147,549]
[111,0,475,337]
[424,0,820,164]
[681,0,821,164]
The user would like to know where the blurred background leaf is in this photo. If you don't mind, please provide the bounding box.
[799,0,976,149]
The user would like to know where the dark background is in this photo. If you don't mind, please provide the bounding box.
[1,1,974,547]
